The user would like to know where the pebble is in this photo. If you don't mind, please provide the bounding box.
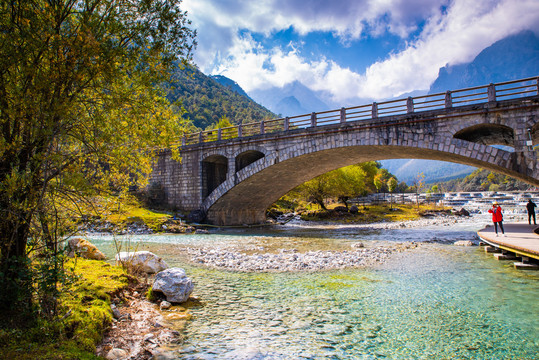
[160,300,172,310]
[110,304,121,319]
[105,348,128,360]
[454,240,475,246]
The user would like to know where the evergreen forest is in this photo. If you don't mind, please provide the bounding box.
[164,65,276,130]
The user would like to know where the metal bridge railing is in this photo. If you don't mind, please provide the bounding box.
[179,76,539,147]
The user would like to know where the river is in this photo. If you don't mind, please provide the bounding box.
[89,216,539,359]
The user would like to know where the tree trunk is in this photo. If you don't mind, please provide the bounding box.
[0,180,37,326]
[0,220,34,326]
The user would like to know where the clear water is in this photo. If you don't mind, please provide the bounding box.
[89,220,539,359]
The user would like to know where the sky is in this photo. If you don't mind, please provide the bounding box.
[182,0,539,105]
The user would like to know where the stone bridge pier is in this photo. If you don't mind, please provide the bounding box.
[150,94,539,225]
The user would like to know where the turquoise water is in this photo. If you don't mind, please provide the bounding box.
[89,223,539,359]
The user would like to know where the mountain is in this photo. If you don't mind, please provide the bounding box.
[433,168,532,192]
[210,75,251,99]
[249,81,329,116]
[164,66,275,129]
[382,30,539,185]
[275,96,307,116]
[430,30,539,93]
[380,159,475,185]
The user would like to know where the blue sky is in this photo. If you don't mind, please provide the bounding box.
[182,0,539,105]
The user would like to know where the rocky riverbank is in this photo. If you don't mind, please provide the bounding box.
[95,284,180,360]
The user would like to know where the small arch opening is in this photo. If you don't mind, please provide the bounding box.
[235,150,265,173]
[453,124,514,146]
[202,155,228,198]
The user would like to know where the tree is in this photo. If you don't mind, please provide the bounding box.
[373,173,385,203]
[329,165,369,208]
[205,115,235,140]
[413,172,426,209]
[291,162,392,209]
[387,177,398,209]
[296,174,332,210]
[0,0,196,324]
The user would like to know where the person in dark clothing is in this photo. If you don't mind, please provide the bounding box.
[526,199,537,225]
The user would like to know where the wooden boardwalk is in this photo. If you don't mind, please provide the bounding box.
[477,222,539,262]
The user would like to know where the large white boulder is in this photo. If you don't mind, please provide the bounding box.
[115,251,168,274]
[152,268,194,303]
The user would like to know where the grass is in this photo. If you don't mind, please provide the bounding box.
[63,194,173,232]
[299,203,450,223]
[0,258,130,360]
[105,197,172,231]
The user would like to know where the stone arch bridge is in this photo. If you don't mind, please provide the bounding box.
[150,77,539,225]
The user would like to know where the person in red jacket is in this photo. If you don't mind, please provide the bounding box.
[488,201,505,236]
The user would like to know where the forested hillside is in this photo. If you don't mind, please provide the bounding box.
[432,169,533,192]
[164,65,276,130]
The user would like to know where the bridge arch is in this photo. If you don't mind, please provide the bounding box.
[235,149,265,173]
[453,124,514,146]
[202,154,228,198]
[203,133,532,225]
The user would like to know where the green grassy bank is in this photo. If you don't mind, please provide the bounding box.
[0,259,130,360]
[278,203,450,223]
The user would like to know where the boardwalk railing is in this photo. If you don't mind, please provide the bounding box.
[180,76,539,146]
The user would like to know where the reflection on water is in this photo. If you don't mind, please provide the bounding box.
[89,222,539,359]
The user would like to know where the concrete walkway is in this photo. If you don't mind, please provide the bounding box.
[477,222,539,260]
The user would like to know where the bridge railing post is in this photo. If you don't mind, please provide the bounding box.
[217,128,222,141]
[372,102,378,119]
[311,112,317,127]
[407,97,414,113]
[536,77,539,95]
[284,117,289,131]
[445,91,452,108]
[487,83,496,102]
[238,123,243,137]
[198,131,203,143]
[181,135,186,146]
[340,107,346,123]
[260,120,265,134]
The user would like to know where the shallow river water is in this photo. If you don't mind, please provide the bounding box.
[90,218,539,359]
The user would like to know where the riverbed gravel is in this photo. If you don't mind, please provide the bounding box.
[184,243,419,272]
[179,212,529,272]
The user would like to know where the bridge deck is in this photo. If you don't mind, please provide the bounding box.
[477,222,539,260]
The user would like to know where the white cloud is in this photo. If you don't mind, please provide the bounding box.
[183,0,447,68]
[183,0,539,103]
[356,0,539,99]
[212,35,331,91]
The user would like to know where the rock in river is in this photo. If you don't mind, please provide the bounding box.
[115,251,169,274]
[454,240,474,246]
[152,268,194,303]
